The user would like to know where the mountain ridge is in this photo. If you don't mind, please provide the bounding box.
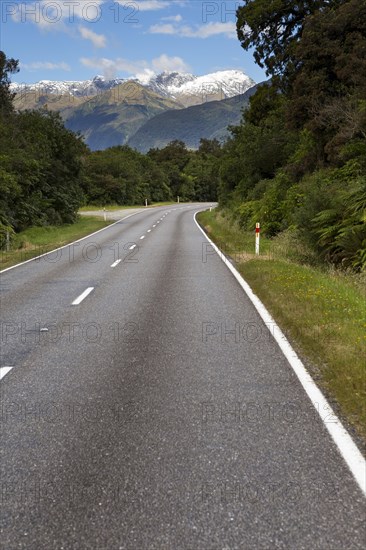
[63,81,184,151]
[128,85,258,153]
[11,70,255,105]
[11,71,259,151]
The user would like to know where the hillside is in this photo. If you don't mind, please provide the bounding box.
[63,82,184,150]
[13,92,90,113]
[12,70,257,151]
[128,84,258,152]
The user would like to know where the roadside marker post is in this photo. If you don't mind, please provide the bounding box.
[255,223,260,255]
[103,208,106,222]
[145,199,148,207]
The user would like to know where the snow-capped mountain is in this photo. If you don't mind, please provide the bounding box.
[10,75,127,97]
[140,70,255,101]
[11,70,255,102]
[139,71,197,96]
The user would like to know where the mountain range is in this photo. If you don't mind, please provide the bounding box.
[11,70,257,151]
[128,85,258,152]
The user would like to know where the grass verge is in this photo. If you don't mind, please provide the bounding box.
[197,209,366,444]
[79,201,179,212]
[0,216,113,271]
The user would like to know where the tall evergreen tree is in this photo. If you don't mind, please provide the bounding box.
[0,51,19,115]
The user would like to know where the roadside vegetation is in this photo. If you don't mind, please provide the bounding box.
[198,209,366,442]
[79,201,178,212]
[197,0,365,441]
[0,51,221,254]
[0,216,112,270]
[220,0,366,273]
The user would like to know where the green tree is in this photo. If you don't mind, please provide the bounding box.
[236,0,344,79]
[148,141,192,199]
[184,139,222,201]
[0,51,19,115]
[1,109,87,230]
[288,0,366,162]
[83,146,172,206]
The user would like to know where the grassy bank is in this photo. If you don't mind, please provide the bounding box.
[198,209,366,443]
[0,216,113,271]
[79,201,179,212]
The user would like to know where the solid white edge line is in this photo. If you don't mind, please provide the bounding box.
[111,259,122,268]
[0,211,144,274]
[0,367,14,381]
[194,210,366,497]
[72,286,94,306]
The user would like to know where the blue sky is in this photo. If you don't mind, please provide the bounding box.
[0,1,267,84]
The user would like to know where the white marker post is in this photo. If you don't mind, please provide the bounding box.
[177,196,180,204]
[103,208,106,222]
[255,223,260,255]
[145,199,148,207]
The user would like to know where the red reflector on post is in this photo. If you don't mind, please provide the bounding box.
[255,223,260,255]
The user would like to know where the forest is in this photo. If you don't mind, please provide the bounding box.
[221,0,366,270]
[0,51,221,242]
[0,0,365,270]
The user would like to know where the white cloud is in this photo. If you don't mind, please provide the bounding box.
[151,54,189,73]
[79,26,106,48]
[149,21,236,39]
[21,61,71,71]
[116,0,186,11]
[117,0,164,11]
[80,57,144,79]
[135,69,156,84]
[149,23,175,35]
[185,22,237,38]
[80,54,190,79]
[11,0,105,28]
[129,0,170,10]
[162,14,183,22]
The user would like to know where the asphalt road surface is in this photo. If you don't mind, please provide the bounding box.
[0,203,365,549]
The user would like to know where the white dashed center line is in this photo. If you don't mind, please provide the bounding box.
[72,287,94,306]
[147,229,151,233]
[129,244,136,250]
[111,259,122,268]
[0,367,14,381]
[140,236,145,240]
[153,225,156,228]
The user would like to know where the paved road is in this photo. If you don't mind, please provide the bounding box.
[0,203,365,549]
[79,207,154,222]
